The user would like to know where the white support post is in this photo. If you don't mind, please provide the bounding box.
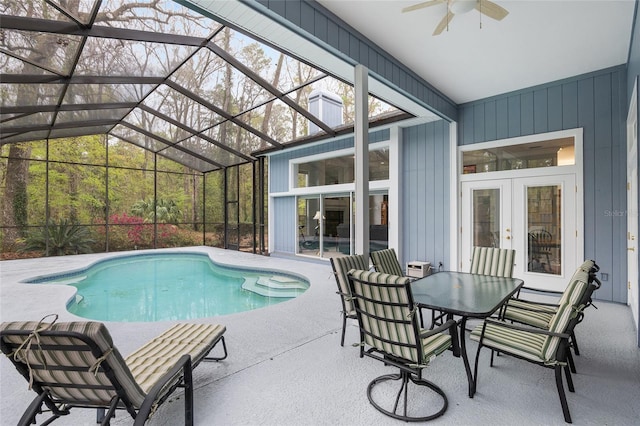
[354,65,369,257]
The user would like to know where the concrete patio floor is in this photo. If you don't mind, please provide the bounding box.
[1,247,639,425]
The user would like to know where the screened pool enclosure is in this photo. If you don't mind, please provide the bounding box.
[0,0,409,257]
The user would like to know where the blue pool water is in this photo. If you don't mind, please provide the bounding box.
[27,252,309,322]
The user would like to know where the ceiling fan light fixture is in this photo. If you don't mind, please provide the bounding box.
[450,0,477,15]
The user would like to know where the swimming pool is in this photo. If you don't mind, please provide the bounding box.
[26,252,309,322]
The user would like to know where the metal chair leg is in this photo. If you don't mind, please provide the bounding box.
[555,365,572,423]
[366,371,448,422]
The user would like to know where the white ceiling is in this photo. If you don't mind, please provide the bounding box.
[316,0,636,104]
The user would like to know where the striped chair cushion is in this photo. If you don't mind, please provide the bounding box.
[541,302,576,361]
[469,247,515,278]
[470,322,548,363]
[331,254,369,315]
[370,248,404,276]
[420,330,453,360]
[348,269,451,365]
[125,323,225,394]
[502,300,555,329]
[557,278,589,307]
[0,320,146,407]
[471,302,575,363]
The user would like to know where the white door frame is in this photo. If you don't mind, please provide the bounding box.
[626,78,639,337]
[461,174,577,290]
[456,129,584,283]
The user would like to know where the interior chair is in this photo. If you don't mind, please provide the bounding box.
[347,269,458,422]
[528,229,554,272]
[0,316,227,426]
[501,260,600,364]
[329,254,369,346]
[470,274,598,424]
[370,247,405,277]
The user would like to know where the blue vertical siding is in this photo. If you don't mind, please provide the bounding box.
[271,196,296,253]
[401,120,450,269]
[459,65,627,303]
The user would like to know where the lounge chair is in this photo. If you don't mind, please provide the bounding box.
[0,316,227,426]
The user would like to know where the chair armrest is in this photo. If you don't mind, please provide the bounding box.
[483,318,570,339]
[420,319,459,353]
[135,354,193,426]
[420,319,457,338]
[517,286,563,297]
[505,299,560,311]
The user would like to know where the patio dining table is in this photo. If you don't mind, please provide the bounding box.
[411,271,524,398]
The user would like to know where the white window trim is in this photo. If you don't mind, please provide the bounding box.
[288,140,390,193]
[454,127,584,271]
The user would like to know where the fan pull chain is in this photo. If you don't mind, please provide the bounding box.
[479,0,483,29]
[447,0,450,33]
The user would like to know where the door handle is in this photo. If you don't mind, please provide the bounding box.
[628,247,636,251]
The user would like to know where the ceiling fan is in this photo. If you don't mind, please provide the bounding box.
[402,0,509,36]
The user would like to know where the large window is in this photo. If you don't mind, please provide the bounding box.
[294,147,389,188]
[462,137,575,174]
[297,192,388,258]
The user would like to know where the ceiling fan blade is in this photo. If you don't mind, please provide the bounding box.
[476,0,509,21]
[433,11,455,36]
[402,0,446,13]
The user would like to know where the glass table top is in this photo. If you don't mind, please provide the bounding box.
[411,272,524,318]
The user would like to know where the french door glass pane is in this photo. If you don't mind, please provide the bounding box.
[472,189,500,248]
[297,197,320,256]
[527,185,561,275]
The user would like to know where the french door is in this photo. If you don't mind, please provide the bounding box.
[461,174,577,290]
[627,85,638,331]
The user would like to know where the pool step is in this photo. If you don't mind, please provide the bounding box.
[242,275,307,298]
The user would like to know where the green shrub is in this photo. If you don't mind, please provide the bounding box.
[20,219,95,256]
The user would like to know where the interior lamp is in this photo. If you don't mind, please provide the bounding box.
[313,211,323,220]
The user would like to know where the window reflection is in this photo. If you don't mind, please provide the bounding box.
[463,137,575,174]
[295,148,389,188]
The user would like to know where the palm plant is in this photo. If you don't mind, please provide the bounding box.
[20,219,95,256]
[131,198,182,224]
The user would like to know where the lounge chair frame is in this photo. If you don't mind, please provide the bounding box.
[1,321,227,426]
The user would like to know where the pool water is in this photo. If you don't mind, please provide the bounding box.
[28,253,309,322]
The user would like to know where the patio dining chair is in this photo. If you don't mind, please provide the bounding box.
[470,274,598,423]
[501,260,600,364]
[369,248,430,327]
[0,316,227,426]
[347,269,458,422]
[469,246,516,278]
[330,254,369,346]
[370,248,405,277]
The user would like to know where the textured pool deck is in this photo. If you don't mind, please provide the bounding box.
[1,247,639,425]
